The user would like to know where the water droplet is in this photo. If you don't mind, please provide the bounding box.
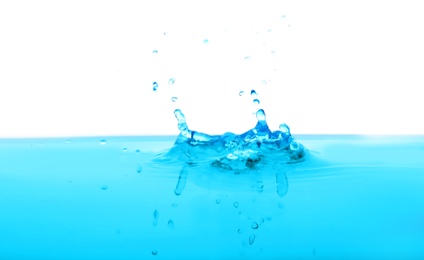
[168,78,175,85]
[253,99,260,105]
[203,39,209,44]
[137,164,143,173]
[168,219,175,229]
[239,91,244,96]
[215,199,222,204]
[152,82,159,91]
[249,234,256,245]
[151,250,158,256]
[122,148,127,152]
[152,50,158,54]
[233,202,239,208]
[244,56,251,60]
[281,15,286,19]
[100,140,106,145]
[251,222,259,229]
[271,50,276,55]
[153,210,159,226]
[250,90,257,96]
[101,185,108,190]
[171,97,178,102]
[279,123,290,133]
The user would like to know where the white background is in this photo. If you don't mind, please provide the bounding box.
[1,0,423,137]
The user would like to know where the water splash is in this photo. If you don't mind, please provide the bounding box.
[153,108,306,197]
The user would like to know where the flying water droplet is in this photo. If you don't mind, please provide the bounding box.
[251,222,259,229]
[279,123,290,133]
[239,91,244,96]
[253,99,260,105]
[100,140,107,145]
[250,90,257,96]
[203,39,209,44]
[152,82,159,92]
[168,78,175,85]
[152,50,158,54]
[171,97,178,102]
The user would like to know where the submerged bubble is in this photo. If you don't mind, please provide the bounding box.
[122,148,127,152]
[100,140,107,145]
[233,202,239,208]
[152,82,159,92]
[249,234,256,245]
[151,250,158,256]
[215,199,222,204]
[174,166,188,196]
[153,210,159,226]
[101,185,108,190]
[253,99,260,105]
[168,78,175,85]
[167,219,175,229]
[171,97,178,102]
[251,222,259,229]
[137,164,143,173]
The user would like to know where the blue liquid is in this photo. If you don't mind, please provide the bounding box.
[1,134,424,259]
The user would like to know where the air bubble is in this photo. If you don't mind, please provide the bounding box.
[168,219,175,229]
[251,222,259,229]
[168,78,175,85]
[152,82,159,92]
[151,250,158,256]
[233,202,239,208]
[122,148,127,152]
[137,164,143,173]
[153,210,159,226]
[101,185,108,190]
[215,199,222,204]
[249,234,256,245]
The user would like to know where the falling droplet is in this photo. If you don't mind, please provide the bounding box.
[168,78,175,85]
[253,99,260,105]
[151,250,158,256]
[153,210,159,226]
[152,82,159,91]
[249,234,256,245]
[251,222,259,229]
[152,50,158,54]
[233,202,239,208]
[250,90,257,96]
[168,219,175,229]
[100,140,106,145]
[203,39,209,44]
[174,166,188,196]
[171,97,178,102]
[101,185,108,190]
[239,91,244,96]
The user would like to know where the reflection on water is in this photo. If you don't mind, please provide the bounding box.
[0,136,424,259]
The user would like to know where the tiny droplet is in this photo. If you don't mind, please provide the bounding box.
[171,97,178,102]
[239,91,244,96]
[152,50,158,54]
[101,185,108,190]
[203,39,209,44]
[253,99,260,105]
[152,250,158,256]
[168,78,175,85]
[251,222,259,229]
[152,82,159,91]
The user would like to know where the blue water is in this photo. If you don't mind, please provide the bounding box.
[1,133,424,259]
